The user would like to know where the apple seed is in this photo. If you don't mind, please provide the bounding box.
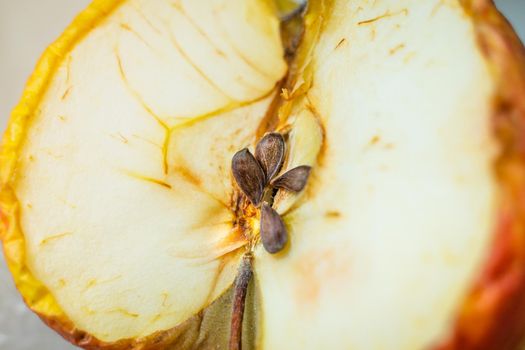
[255,132,285,183]
[271,165,312,192]
[231,132,312,256]
[260,202,289,254]
[232,149,266,207]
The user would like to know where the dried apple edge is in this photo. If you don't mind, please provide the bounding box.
[433,0,525,349]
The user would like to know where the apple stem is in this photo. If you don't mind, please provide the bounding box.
[229,253,253,350]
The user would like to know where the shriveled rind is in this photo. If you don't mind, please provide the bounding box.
[434,1,525,349]
[37,284,259,350]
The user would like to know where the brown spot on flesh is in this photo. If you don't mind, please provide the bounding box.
[57,279,67,288]
[119,23,154,50]
[404,52,417,63]
[357,9,409,26]
[61,86,72,100]
[65,55,72,84]
[370,135,381,145]
[325,210,341,218]
[82,275,123,293]
[111,133,129,144]
[107,308,139,318]
[39,232,73,247]
[162,129,171,175]
[335,38,347,50]
[172,165,202,187]
[389,43,406,55]
[125,172,172,189]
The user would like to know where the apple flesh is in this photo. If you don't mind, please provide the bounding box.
[257,1,497,349]
[1,0,525,349]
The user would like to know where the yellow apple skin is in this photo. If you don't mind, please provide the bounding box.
[1,0,525,349]
[433,1,525,349]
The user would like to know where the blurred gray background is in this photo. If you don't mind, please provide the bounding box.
[0,1,524,349]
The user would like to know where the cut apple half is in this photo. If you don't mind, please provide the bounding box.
[1,0,525,349]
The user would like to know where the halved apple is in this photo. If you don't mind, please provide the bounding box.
[1,0,525,349]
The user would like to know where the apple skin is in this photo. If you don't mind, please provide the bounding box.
[433,1,525,349]
[1,0,525,349]
[38,309,212,350]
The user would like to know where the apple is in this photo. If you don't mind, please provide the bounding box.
[1,0,525,349]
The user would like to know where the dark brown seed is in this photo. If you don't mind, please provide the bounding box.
[255,132,285,183]
[270,165,312,192]
[232,149,266,206]
[260,202,288,254]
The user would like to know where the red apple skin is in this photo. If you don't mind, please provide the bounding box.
[433,1,525,349]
